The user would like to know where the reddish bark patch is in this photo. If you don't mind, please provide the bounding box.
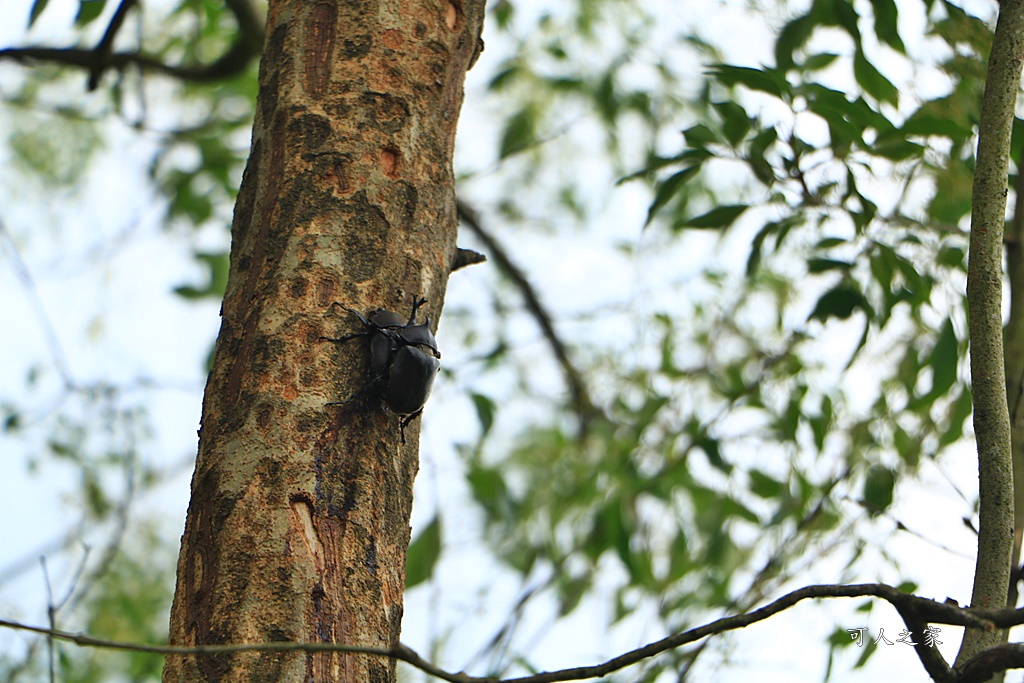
[380,148,400,178]
[382,28,403,49]
[304,3,338,99]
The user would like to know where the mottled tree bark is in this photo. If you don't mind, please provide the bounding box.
[162,1,485,681]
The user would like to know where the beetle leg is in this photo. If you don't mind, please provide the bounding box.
[329,302,376,328]
[326,380,377,409]
[319,332,368,345]
[405,296,428,326]
[398,409,424,444]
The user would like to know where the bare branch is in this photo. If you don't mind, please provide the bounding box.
[0,219,74,390]
[452,247,487,272]
[958,644,1024,683]
[896,604,956,683]
[680,466,852,678]
[456,200,597,427]
[8,583,1024,683]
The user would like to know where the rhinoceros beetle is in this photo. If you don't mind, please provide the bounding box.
[320,297,440,440]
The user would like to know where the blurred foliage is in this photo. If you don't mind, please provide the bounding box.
[454,0,986,677]
[61,530,173,683]
[0,0,1005,680]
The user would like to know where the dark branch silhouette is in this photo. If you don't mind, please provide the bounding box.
[1,0,265,87]
[86,0,138,90]
[957,643,1024,683]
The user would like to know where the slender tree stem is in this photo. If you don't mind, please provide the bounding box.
[957,0,1024,666]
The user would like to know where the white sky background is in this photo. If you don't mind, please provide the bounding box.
[0,0,1011,681]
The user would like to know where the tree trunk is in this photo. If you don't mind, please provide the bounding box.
[162,1,484,681]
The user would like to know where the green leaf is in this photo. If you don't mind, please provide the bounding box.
[894,425,920,467]
[683,123,717,148]
[746,215,804,275]
[488,64,520,91]
[498,107,537,159]
[869,244,895,303]
[937,245,965,269]
[634,393,669,428]
[928,159,974,225]
[870,0,905,52]
[746,223,772,276]
[872,138,924,161]
[853,50,898,105]
[668,531,692,580]
[556,575,589,616]
[696,434,730,473]
[165,170,214,223]
[617,148,712,185]
[809,395,833,452]
[802,53,841,71]
[645,166,699,227]
[825,0,862,40]
[707,64,790,99]
[592,501,634,573]
[679,204,748,230]
[713,101,752,146]
[405,515,442,588]
[804,89,869,155]
[807,258,853,273]
[803,85,892,133]
[76,0,106,26]
[746,126,779,186]
[903,112,970,141]
[722,496,760,524]
[470,392,497,436]
[28,0,50,27]
[749,469,784,499]
[775,390,803,442]
[491,0,513,29]
[84,469,111,517]
[808,284,873,322]
[927,319,959,399]
[938,389,973,449]
[467,464,513,521]
[854,638,879,668]
[862,465,895,515]
[775,13,814,72]
[173,252,230,300]
[3,410,21,432]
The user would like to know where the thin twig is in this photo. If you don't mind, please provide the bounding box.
[40,558,56,683]
[0,220,74,390]
[6,583,1024,683]
[456,200,597,427]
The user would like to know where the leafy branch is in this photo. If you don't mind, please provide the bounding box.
[9,582,1024,683]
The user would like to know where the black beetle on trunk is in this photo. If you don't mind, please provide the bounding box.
[321,297,441,440]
